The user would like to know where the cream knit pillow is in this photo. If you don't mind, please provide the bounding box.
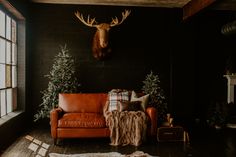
[130,91,149,111]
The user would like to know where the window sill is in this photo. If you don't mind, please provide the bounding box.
[0,110,24,126]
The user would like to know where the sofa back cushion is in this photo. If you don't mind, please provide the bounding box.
[59,93,108,113]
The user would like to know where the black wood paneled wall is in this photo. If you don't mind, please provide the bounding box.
[28,4,236,121]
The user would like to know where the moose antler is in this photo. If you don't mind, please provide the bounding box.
[74,9,131,60]
[110,10,131,27]
[75,11,98,27]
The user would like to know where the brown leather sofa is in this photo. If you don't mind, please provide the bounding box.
[50,93,157,144]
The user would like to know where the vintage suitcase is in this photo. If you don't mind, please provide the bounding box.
[157,126,188,142]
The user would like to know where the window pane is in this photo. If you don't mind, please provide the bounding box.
[12,66,17,88]
[6,65,11,88]
[6,41,11,64]
[0,10,5,37]
[12,87,17,110]
[6,15,11,40]
[0,64,6,89]
[12,43,17,65]
[6,88,12,113]
[12,19,16,43]
[0,38,6,64]
[0,90,6,117]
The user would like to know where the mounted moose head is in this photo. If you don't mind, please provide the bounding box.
[75,10,131,60]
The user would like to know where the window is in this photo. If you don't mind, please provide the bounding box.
[0,9,17,118]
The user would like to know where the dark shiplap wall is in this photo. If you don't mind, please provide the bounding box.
[29,4,174,114]
[28,3,236,121]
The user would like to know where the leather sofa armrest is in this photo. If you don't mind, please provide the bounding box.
[50,107,63,139]
[146,107,157,137]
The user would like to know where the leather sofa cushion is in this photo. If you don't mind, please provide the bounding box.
[58,113,107,128]
[59,93,108,113]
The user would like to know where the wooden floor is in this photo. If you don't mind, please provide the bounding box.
[1,123,236,157]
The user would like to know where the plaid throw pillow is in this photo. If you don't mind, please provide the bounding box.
[108,89,129,112]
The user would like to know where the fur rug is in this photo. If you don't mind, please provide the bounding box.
[49,151,157,157]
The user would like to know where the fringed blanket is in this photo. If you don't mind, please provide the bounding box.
[105,110,147,146]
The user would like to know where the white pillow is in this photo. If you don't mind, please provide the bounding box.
[130,91,149,111]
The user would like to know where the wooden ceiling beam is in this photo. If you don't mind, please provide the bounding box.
[31,0,191,8]
[212,0,236,11]
[183,0,216,20]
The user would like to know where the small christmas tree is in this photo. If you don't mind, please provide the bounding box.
[142,71,168,122]
[34,45,80,122]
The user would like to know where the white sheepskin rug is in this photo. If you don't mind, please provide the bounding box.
[49,151,158,157]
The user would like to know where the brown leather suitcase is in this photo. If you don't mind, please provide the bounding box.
[157,126,186,142]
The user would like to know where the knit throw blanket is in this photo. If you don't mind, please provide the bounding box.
[105,110,147,146]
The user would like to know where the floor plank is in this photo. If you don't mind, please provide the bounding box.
[1,123,236,157]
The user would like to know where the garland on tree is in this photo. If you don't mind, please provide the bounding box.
[34,45,80,122]
[142,71,168,122]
